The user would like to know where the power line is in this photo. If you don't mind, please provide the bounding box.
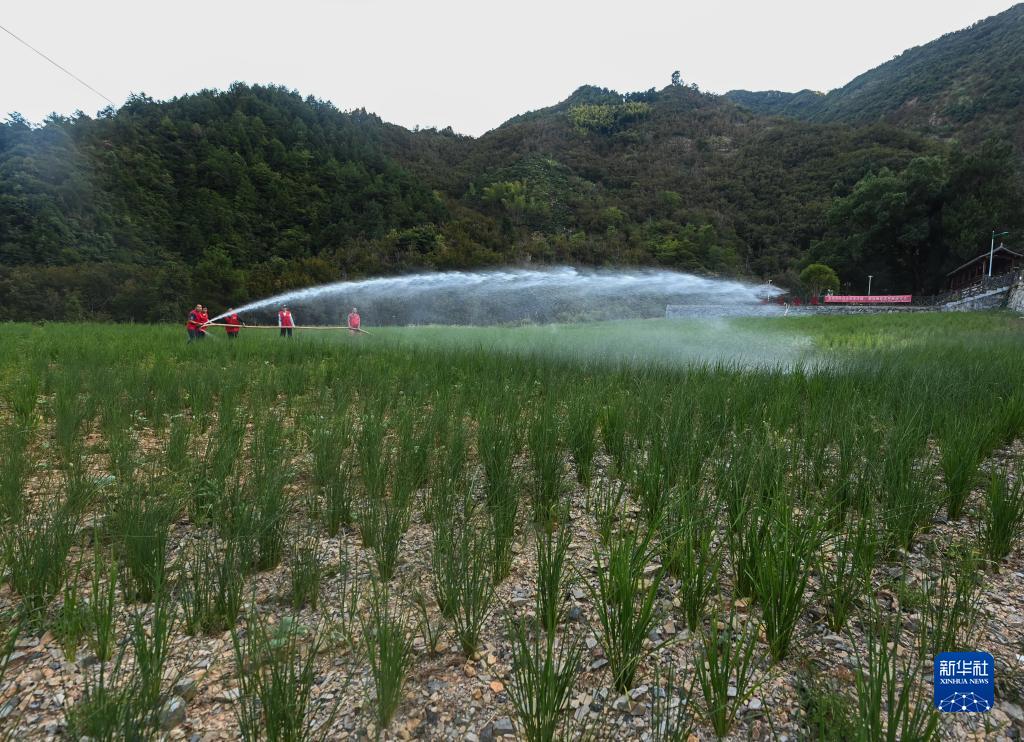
[0,22,116,107]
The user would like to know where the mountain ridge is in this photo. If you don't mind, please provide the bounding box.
[724,3,1024,151]
[0,7,1021,320]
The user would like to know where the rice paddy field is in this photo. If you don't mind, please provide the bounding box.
[1,312,1024,740]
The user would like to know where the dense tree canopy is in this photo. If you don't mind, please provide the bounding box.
[800,264,840,297]
[812,141,1022,293]
[0,32,1021,323]
[726,5,1024,154]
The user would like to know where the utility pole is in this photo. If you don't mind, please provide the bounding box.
[868,275,873,296]
[989,230,1010,277]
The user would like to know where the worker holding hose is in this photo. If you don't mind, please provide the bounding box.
[186,304,203,342]
[224,309,243,339]
[278,306,295,338]
[197,306,210,339]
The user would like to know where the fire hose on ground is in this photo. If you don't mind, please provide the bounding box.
[201,323,371,335]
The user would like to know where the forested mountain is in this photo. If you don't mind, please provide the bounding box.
[726,4,1024,151]
[1,6,1022,321]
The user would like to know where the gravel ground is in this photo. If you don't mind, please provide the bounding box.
[2,446,1024,741]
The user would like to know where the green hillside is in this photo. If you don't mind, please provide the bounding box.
[1,6,1022,321]
[726,4,1024,151]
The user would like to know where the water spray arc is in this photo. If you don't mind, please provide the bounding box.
[212,267,782,326]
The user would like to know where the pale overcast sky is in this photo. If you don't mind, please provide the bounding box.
[1,0,1016,136]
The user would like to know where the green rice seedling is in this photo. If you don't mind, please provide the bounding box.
[755,500,822,662]
[165,416,192,475]
[6,498,80,625]
[659,486,720,631]
[431,520,459,619]
[478,406,521,582]
[727,494,771,601]
[875,426,937,553]
[290,533,324,610]
[600,394,632,479]
[505,616,584,742]
[88,549,118,663]
[103,406,138,484]
[128,590,177,717]
[650,662,695,742]
[425,422,467,525]
[394,404,431,502]
[827,424,869,522]
[536,521,572,636]
[307,414,353,534]
[587,525,663,692]
[849,605,939,742]
[54,562,90,661]
[333,539,363,648]
[185,374,215,431]
[411,587,445,656]
[7,372,39,431]
[939,416,989,520]
[179,538,244,636]
[0,423,32,524]
[795,669,854,740]
[982,467,1024,564]
[446,517,496,655]
[565,395,599,489]
[590,479,625,547]
[358,402,390,506]
[715,442,754,537]
[52,373,90,468]
[634,436,672,527]
[694,614,762,738]
[817,515,877,633]
[661,404,717,492]
[235,414,293,572]
[918,548,982,658]
[143,363,180,431]
[214,477,256,568]
[802,428,834,496]
[989,390,1024,447]
[190,407,247,523]
[478,401,520,509]
[358,486,412,582]
[361,586,416,733]
[66,462,101,516]
[65,582,171,740]
[489,483,519,585]
[232,613,338,742]
[528,403,564,526]
[106,484,175,603]
[322,461,354,537]
[64,657,148,742]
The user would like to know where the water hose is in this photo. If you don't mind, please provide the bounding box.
[202,323,371,335]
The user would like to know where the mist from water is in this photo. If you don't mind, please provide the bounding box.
[213,267,783,325]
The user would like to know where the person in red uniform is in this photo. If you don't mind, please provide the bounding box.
[278,306,295,338]
[225,309,243,339]
[347,307,361,335]
[197,306,210,339]
[186,304,203,342]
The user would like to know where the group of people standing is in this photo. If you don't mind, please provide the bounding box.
[186,304,210,341]
[186,304,243,341]
[186,304,361,341]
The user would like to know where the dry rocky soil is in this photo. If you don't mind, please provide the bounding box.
[2,448,1024,741]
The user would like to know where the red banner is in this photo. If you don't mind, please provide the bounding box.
[823,295,913,304]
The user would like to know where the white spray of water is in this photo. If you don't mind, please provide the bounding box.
[212,267,782,325]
